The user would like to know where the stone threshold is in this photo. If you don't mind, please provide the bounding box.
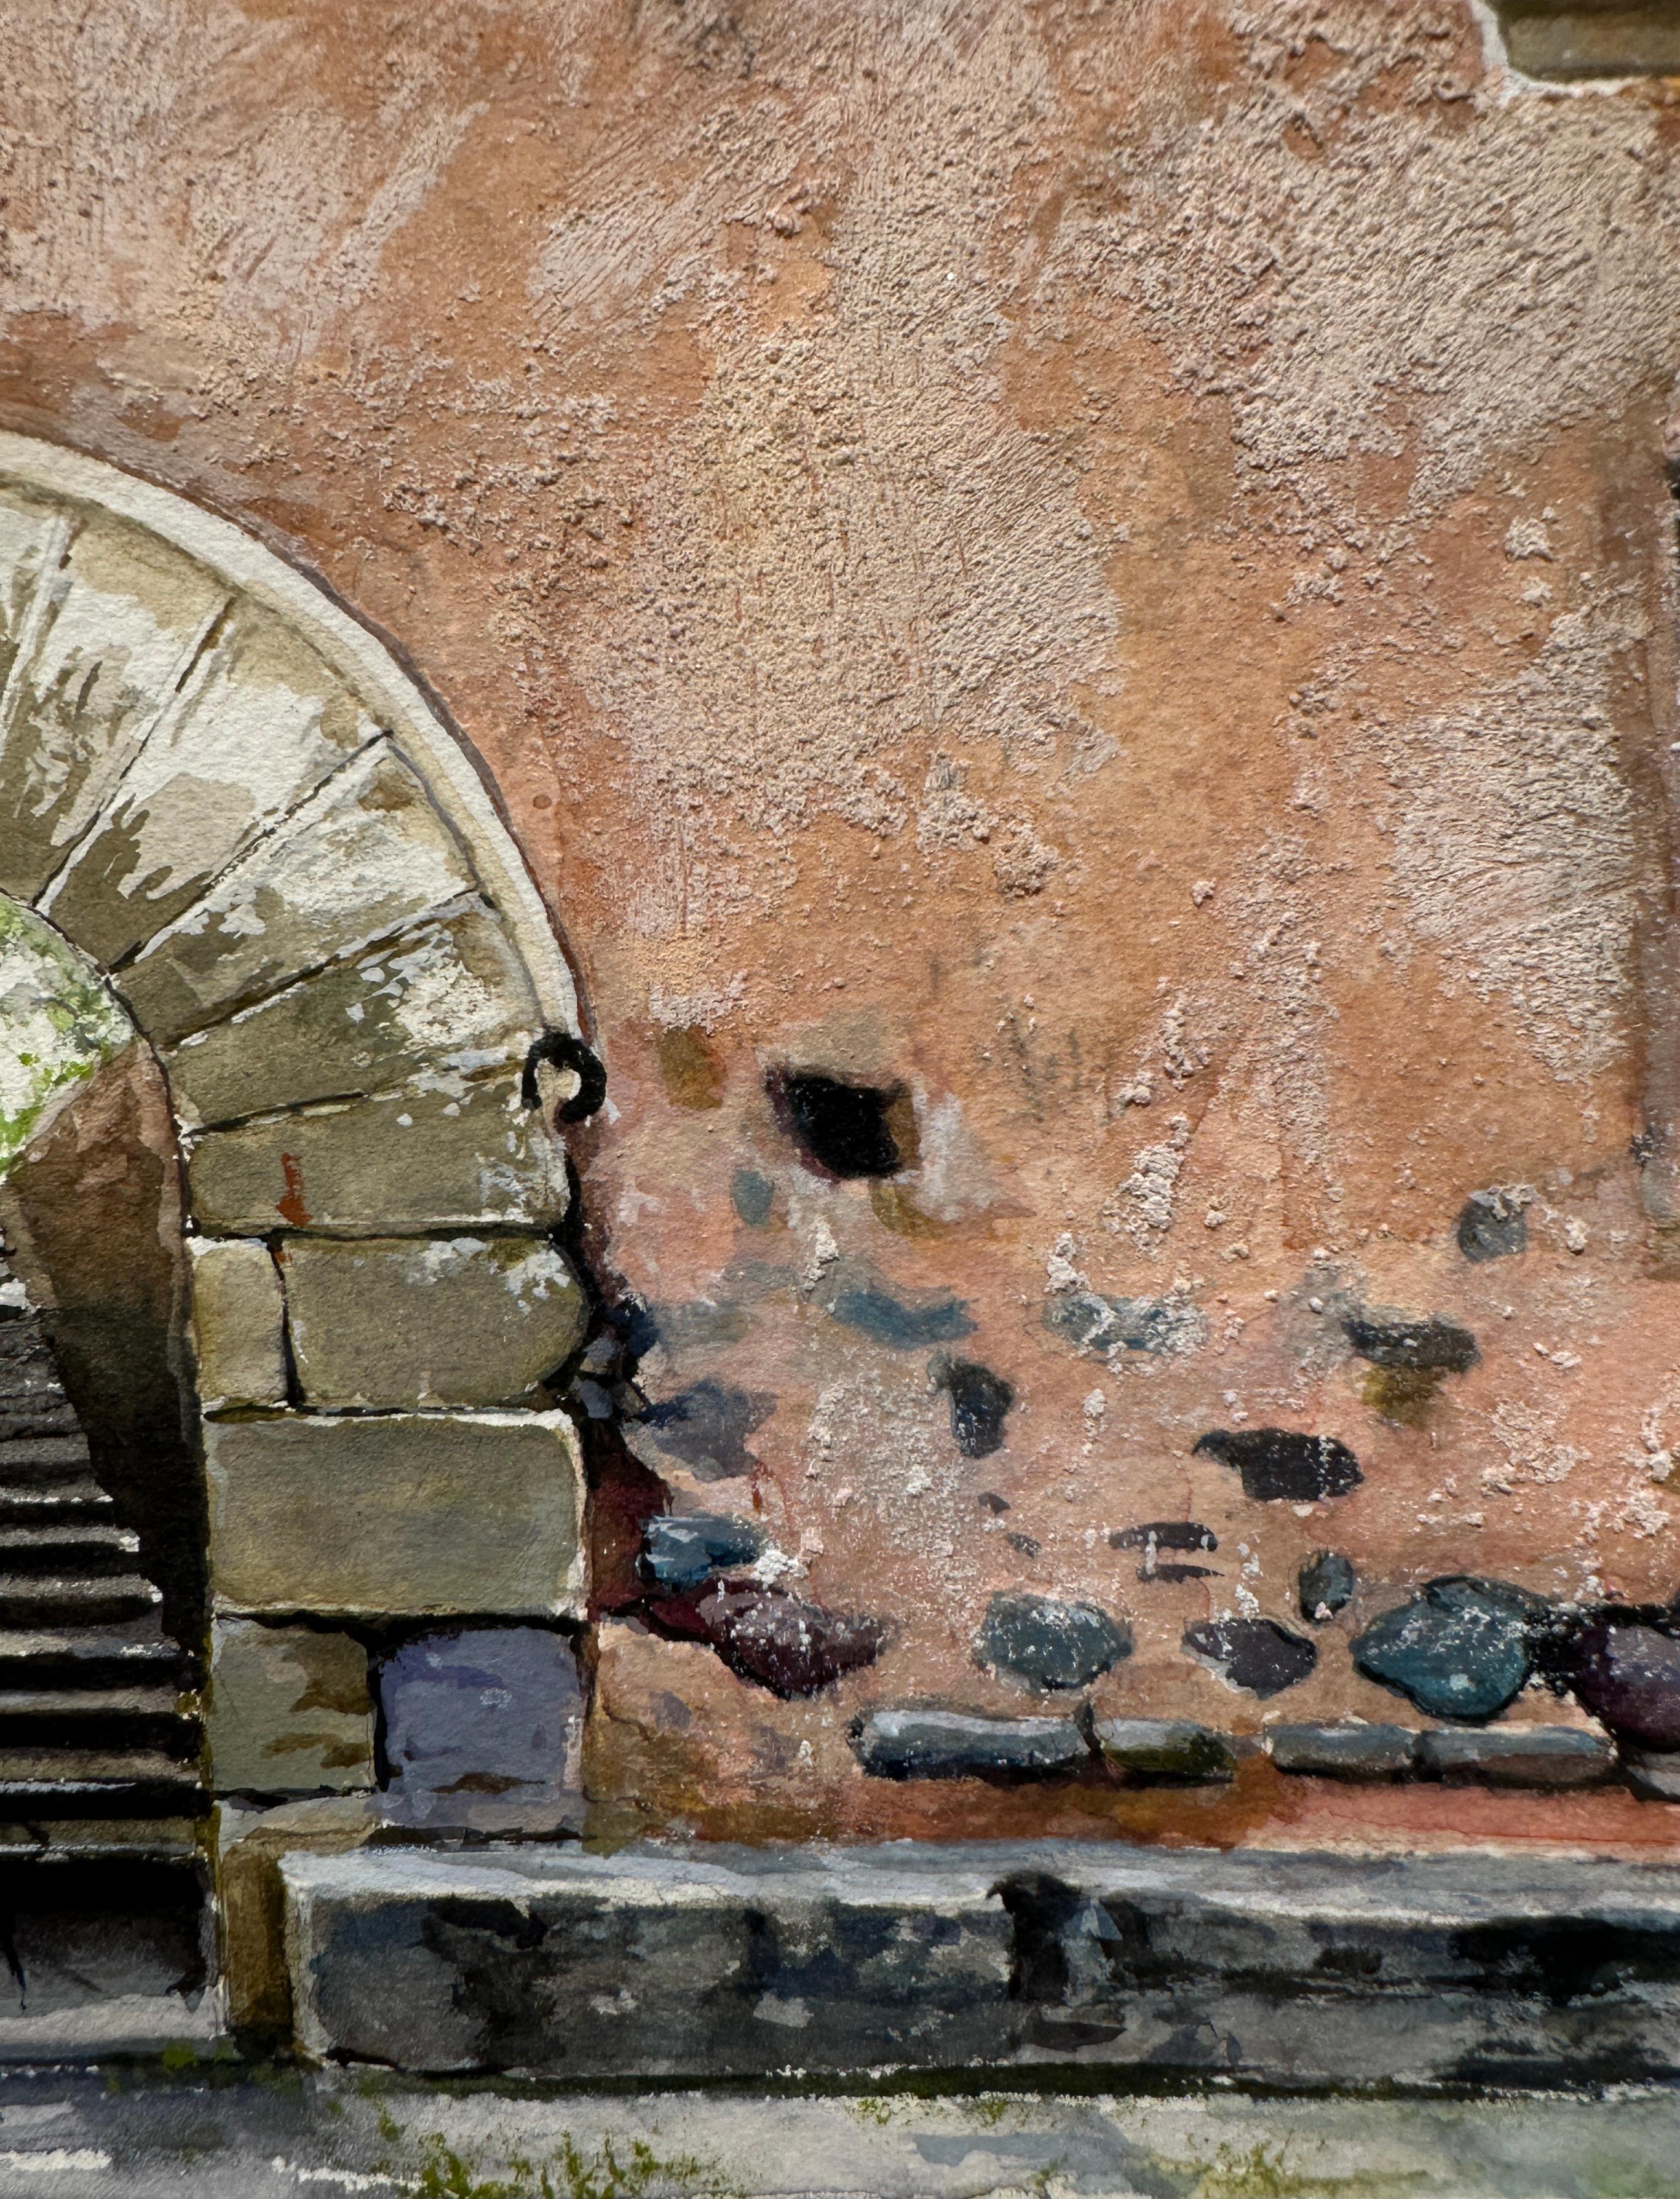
[283,1837,1680,2087]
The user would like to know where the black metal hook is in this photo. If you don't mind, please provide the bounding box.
[523,1030,607,1125]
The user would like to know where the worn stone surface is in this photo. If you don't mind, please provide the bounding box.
[204,1410,584,1619]
[1089,1718,1235,1784]
[159,906,539,1128]
[378,1625,583,1826]
[1564,1619,1680,1753]
[206,1619,373,1797]
[1416,1726,1615,1789]
[640,1514,765,1590]
[851,1711,1088,1781]
[1266,1724,1420,1780]
[975,1593,1131,1694]
[279,1234,587,1409]
[184,1074,568,1237]
[1353,1579,1546,1723]
[187,1238,287,1411]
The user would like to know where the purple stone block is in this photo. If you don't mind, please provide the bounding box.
[379,1626,584,1828]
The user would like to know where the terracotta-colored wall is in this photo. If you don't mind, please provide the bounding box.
[8,0,1680,1850]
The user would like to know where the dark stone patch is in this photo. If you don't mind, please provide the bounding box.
[1183,1618,1317,1697]
[1299,1550,1357,1623]
[1623,1753,1680,1802]
[975,1593,1133,1693]
[829,1286,975,1349]
[1090,1718,1236,1784]
[850,1708,1088,1780]
[1193,1428,1362,1502]
[1352,1577,1547,1722]
[1563,1617,1680,1752]
[640,1513,767,1590]
[730,1168,776,1227]
[767,1070,907,1179]
[1416,1727,1614,1789]
[1044,1291,1204,1358]
[1267,1724,1419,1780]
[1141,1562,1218,1583]
[1111,1521,1218,1553]
[1004,1532,1042,1558]
[1457,1188,1527,1262]
[978,1491,1010,1515]
[1342,1310,1479,1375]
[654,1024,724,1109]
[637,1378,774,1480]
[932,1357,1013,1457]
[649,1583,884,1697]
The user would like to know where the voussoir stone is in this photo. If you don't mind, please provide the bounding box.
[39,600,380,968]
[159,905,540,1127]
[851,1708,1090,1780]
[1266,1724,1419,1780]
[207,1619,374,1797]
[975,1591,1133,1692]
[1416,1726,1615,1788]
[1090,1717,1235,1783]
[184,1074,568,1235]
[204,1410,584,1619]
[122,742,478,1039]
[280,1235,588,1409]
[188,1237,288,1409]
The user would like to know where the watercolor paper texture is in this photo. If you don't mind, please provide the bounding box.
[2,1,1680,2185]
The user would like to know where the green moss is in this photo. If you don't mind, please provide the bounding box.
[0,893,130,1179]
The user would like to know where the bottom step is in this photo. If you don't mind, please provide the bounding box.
[0,1750,204,1820]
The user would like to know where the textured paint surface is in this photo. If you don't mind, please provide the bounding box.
[4,0,1680,1852]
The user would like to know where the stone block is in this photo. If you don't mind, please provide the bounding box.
[1622,1751,1680,1802]
[1416,1726,1615,1788]
[640,1513,765,1589]
[975,1593,1131,1692]
[1266,1724,1419,1780]
[280,1235,587,1409]
[851,1708,1089,1780]
[215,1795,381,2036]
[159,905,540,1128]
[207,1619,374,1796]
[284,1844,1015,2075]
[188,1238,287,1409]
[184,1075,567,1235]
[204,1410,584,1619]
[122,742,478,1039]
[1090,1718,1235,1783]
[39,601,379,967]
[378,1625,583,1827]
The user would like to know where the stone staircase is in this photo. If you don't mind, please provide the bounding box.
[0,1254,202,1824]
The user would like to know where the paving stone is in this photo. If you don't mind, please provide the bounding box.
[204,1410,584,1619]
[279,1235,587,1409]
[1416,1726,1614,1788]
[1299,1549,1356,1623]
[640,1513,766,1590]
[1089,1717,1235,1783]
[378,1625,583,1827]
[975,1593,1133,1692]
[851,1708,1090,1780]
[1352,1577,1546,1721]
[1266,1724,1420,1779]
[0,509,226,900]
[159,905,540,1127]
[39,601,379,967]
[1183,1617,1317,1697]
[188,1238,287,1410]
[184,1075,568,1235]
[1563,1617,1680,1751]
[207,1619,373,1796]
[122,743,478,1039]
[286,1844,1016,2076]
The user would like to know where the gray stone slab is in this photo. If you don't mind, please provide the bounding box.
[378,1626,583,1828]
[1622,1750,1680,1802]
[204,1409,584,1619]
[158,905,539,1128]
[1090,1717,1235,1783]
[851,1709,1089,1779]
[1266,1722,1420,1779]
[184,1074,568,1235]
[122,742,478,1039]
[282,1838,1680,2084]
[1417,1726,1615,1788]
[279,1234,587,1409]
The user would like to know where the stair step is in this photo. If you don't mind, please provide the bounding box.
[0,1524,140,1574]
[0,1624,195,1690]
[0,1689,196,1756]
[0,1749,204,1820]
[0,1433,93,1477]
[0,1405,83,1444]
[0,1576,161,1626]
[0,1480,116,1523]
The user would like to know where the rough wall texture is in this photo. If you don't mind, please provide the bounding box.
[5,0,1680,1852]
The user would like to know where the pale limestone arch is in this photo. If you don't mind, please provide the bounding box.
[0,432,589,1656]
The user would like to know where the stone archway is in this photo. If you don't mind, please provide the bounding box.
[0,435,596,2014]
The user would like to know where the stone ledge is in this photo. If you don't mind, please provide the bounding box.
[284,1838,1680,2085]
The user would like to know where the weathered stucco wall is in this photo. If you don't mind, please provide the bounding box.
[6,0,1680,1852]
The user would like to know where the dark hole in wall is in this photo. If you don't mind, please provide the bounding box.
[0,1044,204,1642]
[767,1069,910,1179]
